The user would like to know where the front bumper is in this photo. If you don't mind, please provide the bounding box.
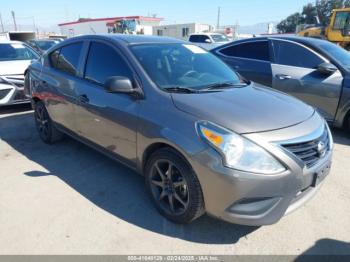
[0,75,29,106]
[189,113,333,226]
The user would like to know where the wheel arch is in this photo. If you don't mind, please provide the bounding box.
[141,140,197,176]
[30,96,41,109]
[343,108,350,130]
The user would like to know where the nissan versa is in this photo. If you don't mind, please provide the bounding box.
[25,35,333,226]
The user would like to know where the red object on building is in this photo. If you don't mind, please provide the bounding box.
[58,16,163,27]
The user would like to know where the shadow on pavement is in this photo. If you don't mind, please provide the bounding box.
[331,127,350,146]
[0,103,32,115]
[296,239,350,261]
[0,111,258,244]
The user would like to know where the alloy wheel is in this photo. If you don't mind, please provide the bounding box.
[35,105,50,140]
[149,159,190,215]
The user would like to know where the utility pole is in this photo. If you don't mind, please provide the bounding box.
[32,17,38,38]
[0,13,4,32]
[32,17,36,31]
[216,6,221,29]
[11,11,17,31]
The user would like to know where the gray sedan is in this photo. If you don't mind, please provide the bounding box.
[25,35,332,226]
[212,36,350,130]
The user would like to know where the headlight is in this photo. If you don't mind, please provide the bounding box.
[197,121,285,174]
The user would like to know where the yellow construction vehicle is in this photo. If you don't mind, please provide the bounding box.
[297,8,350,49]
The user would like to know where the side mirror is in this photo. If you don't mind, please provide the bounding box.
[317,62,338,75]
[204,38,212,43]
[104,76,134,94]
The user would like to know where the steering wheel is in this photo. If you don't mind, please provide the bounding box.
[182,70,199,78]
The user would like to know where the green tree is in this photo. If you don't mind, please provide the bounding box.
[277,0,350,33]
[302,3,318,24]
[277,13,303,33]
[316,0,345,25]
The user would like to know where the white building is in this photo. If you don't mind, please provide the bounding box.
[58,16,163,37]
[153,23,214,40]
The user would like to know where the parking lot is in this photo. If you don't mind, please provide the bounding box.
[0,104,350,255]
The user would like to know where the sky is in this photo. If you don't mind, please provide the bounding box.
[0,0,313,31]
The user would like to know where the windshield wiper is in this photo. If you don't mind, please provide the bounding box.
[202,81,248,91]
[163,86,199,93]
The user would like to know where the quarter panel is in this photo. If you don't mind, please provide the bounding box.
[38,67,78,131]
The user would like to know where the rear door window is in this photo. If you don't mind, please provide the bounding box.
[54,42,83,76]
[219,41,270,61]
[272,40,323,69]
[189,35,200,43]
[189,35,210,43]
[84,42,133,85]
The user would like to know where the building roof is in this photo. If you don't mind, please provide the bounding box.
[58,16,163,27]
[65,34,184,44]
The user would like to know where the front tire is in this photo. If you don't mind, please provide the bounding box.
[145,148,205,224]
[34,101,63,144]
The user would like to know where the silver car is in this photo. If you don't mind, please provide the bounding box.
[25,35,333,225]
[212,36,350,130]
[0,40,39,106]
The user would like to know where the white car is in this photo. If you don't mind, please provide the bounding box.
[188,33,231,50]
[0,40,39,106]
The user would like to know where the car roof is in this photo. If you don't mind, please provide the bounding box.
[225,35,326,47]
[190,33,221,36]
[212,35,331,53]
[65,34,186,45]
[0,40,24,44]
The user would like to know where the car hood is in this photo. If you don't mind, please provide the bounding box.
[171,83,315,134]
[0,60,31,76]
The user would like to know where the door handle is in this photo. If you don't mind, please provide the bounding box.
[78,94,89,104]
[276,74,292,80]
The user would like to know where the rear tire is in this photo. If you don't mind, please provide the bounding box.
[34,101,63,144]
[145,148,205,224]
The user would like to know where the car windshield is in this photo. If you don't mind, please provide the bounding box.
[36,41,56,51]
[211,34,229,42]
[318,41,350,71]
[0,43,39,61]
[130,43,242,91]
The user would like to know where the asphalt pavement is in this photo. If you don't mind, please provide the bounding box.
[0,105,349,255]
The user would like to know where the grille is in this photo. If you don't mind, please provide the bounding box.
[282,127,330,168]
[0,89,11,99]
